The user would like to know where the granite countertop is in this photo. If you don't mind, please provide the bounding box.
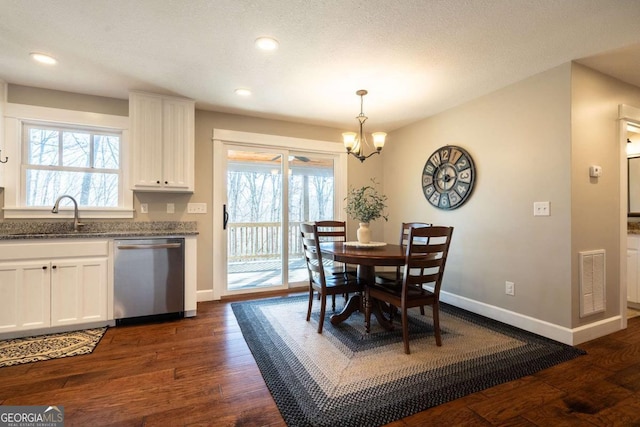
[0,221,198,240]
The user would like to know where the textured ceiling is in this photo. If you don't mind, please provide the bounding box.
[1,0,640,132]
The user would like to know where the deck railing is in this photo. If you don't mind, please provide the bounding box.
[227,222,304,262]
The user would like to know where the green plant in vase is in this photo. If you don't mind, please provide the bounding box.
[345,179,388,244]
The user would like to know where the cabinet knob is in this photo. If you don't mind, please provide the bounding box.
[164,181,168,184]
[42,266,47,270]
[156,180,161,184]
[52,265,57,269]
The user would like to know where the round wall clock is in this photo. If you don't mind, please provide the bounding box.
[421,145,476,210]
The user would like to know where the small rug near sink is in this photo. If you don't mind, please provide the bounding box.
[0,327,106,368]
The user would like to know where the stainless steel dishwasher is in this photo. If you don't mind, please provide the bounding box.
[114,238,185,324]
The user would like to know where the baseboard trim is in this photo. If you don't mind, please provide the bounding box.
[197,289,215,302]
[440,291,623,345]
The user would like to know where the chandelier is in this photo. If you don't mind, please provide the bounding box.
[342,90,386,162]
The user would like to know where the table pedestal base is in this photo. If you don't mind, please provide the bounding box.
[329,293,394,331]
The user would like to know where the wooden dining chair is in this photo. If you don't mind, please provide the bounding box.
[375,222,431,286]
[315,220,357,309]
[315,220,357,276]
[300,223,362,333]
[365,225,454,354]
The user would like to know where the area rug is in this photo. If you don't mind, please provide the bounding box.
[0,327,107,368]
[232,295,585,427]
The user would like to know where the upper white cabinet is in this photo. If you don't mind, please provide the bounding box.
[129,92,195,192]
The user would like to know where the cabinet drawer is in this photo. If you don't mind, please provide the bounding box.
[0,240,109,261]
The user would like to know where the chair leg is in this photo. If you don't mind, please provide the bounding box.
[419,306,425,315]
[402,306,410,354]
[318,293,326,333]
[433,302,442,346]
[306,288,314,321]
[364,290,371,333]
[332,294,336,311]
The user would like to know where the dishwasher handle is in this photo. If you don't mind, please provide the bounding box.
[116,243,182,250]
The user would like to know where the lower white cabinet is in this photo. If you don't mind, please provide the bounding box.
[0,240,109,334]
[628,235,640,304]
[0,261,51,332]
[50,258,108,327]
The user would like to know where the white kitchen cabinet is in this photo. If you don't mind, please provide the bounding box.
[129,92,195,192]
[50,258,108,327]
[628,234,640,304]
[0,240,110,334]
[0,261,51,332]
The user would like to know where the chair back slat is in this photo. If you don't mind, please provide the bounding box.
[399,222,431,246]
[402,225,454,298]
[315,220,348,242]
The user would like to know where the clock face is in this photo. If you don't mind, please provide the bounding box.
[422,145,475,210]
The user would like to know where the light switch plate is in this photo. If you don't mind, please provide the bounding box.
[140,203,148,214]
[187,202,207,214]
[167,203,175,214]
[533,201,550,216]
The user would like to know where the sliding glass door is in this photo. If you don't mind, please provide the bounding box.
[213,132,345,298]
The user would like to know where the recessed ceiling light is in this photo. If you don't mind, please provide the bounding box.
[234,88,252,96]
[30,52,57,65]
[255,37,279,51]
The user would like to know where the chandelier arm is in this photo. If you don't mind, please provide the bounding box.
[348,150,381,163]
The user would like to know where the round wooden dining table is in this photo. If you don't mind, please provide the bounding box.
[320,241,406,327]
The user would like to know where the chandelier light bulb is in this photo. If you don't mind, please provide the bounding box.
[342,132,357,151]
[372,132,387,150]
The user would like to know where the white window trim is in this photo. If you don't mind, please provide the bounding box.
[2,103,133,219]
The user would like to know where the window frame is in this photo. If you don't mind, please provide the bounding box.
[3,103,133,219]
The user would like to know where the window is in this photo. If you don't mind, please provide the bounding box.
[3,103,132,218]
[23,122,121,207]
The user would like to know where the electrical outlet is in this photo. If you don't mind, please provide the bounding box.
[187,202,207,214]
[505,281,515,296]
[533,201,550,216]
[140,203,148,214]
[166,203,175,214]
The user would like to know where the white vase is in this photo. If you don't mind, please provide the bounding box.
[357,222,371,244]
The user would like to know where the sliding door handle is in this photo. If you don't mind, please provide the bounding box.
[223,204,229,230]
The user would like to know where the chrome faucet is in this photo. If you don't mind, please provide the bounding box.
[52,195,84,232]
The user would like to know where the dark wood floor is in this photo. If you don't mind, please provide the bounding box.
[2,294,640,426]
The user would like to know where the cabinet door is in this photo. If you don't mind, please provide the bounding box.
[0,261,50,332]
[162,98,195,191]
[130,92,164,189]
[50,258,108,326]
